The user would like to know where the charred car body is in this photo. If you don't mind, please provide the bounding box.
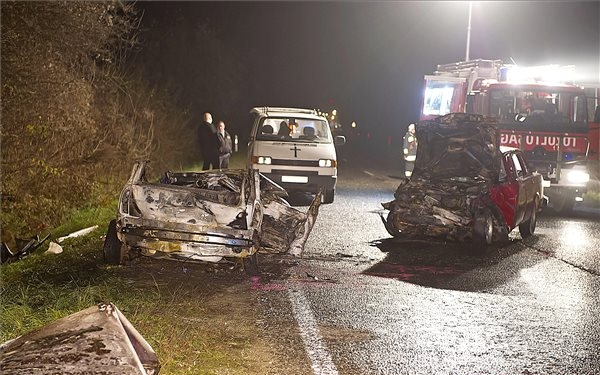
[381,113,546,245]
[103,162,320,265]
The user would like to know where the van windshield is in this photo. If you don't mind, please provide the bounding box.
[257,117,332,143]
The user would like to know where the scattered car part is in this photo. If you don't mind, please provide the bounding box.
[0,233,50,264]
[0,302,160,375]
[45,241,63,254]
[57,225,99,243]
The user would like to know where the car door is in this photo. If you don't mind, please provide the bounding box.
[490,152,520,229]
[510,151,535,225]
[512,151,537,223]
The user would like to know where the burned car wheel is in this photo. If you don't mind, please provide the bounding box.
[473,209,494,245]
[103,219,125,265]
[519,200,538,238]
[243,252,260,275]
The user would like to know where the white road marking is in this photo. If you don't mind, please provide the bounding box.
[288,287,339,375]
[362,170,375,177]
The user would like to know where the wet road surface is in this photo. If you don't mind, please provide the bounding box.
[252,154,600,375]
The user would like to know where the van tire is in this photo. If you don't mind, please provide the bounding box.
[323,189,335,204]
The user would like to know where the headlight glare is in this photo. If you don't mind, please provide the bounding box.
[253,156,272,165]
[319,159,335,167]
[566,169,589,184]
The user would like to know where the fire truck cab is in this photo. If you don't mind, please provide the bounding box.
[419,59,592,213]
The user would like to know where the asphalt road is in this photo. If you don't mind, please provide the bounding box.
[252,150,600,375]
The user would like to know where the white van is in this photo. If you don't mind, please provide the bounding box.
[247,107,346,203]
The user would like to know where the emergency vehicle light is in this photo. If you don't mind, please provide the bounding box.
[501,64,576,84]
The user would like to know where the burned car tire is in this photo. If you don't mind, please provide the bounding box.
[323,189,335,204]
[519,200,538,238]
[243,252,260,275]
[103,219,125,265]
[473,209,494,246]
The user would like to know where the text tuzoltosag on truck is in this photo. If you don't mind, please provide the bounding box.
[416,59,598,213]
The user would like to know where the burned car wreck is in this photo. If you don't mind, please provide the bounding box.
[103,162,320,265]
[381,113,545,245]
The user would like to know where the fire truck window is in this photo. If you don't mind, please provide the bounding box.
[573,95,588,123]
[423,82,456,116]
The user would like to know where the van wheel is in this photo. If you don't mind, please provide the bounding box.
[473,209,493,246]
[323,189,335,204]
[103,219,126,265]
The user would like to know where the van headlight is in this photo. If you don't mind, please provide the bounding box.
[318,159,336,167]
[252,156,272,165]
[566,169,589,184]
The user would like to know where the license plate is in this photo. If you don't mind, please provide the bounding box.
[281,175,308,183]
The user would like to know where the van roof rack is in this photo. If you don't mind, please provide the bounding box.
[250,107,319,116]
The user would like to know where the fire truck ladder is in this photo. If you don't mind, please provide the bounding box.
[434,59,506,92]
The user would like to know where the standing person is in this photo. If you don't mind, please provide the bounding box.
[198,112,219,170]
[403,123,418,178]
[216,121,233,169]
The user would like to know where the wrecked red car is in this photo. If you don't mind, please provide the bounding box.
[103,162,320,266]
[381,113,547,245]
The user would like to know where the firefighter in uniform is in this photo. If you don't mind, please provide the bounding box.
[403,123,417,178]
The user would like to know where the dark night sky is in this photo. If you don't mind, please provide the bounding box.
[138,1,600,138]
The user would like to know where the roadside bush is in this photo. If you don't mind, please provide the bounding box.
[1,1,198,237]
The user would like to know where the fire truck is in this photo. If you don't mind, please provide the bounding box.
[418,59,595,212]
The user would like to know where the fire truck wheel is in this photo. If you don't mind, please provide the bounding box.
[551,194,575,214]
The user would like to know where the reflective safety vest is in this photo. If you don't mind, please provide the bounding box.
[403,132,417,162]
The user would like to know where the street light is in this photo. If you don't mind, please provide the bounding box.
[465,1,473,62]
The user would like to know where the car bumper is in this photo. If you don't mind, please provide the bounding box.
[116,216,257,260]
[259,170,337,194]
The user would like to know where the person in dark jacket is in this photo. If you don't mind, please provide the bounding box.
[198,112,219,170]
[217,120,233,169]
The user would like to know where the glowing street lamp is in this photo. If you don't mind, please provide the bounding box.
[465,1,473,61]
